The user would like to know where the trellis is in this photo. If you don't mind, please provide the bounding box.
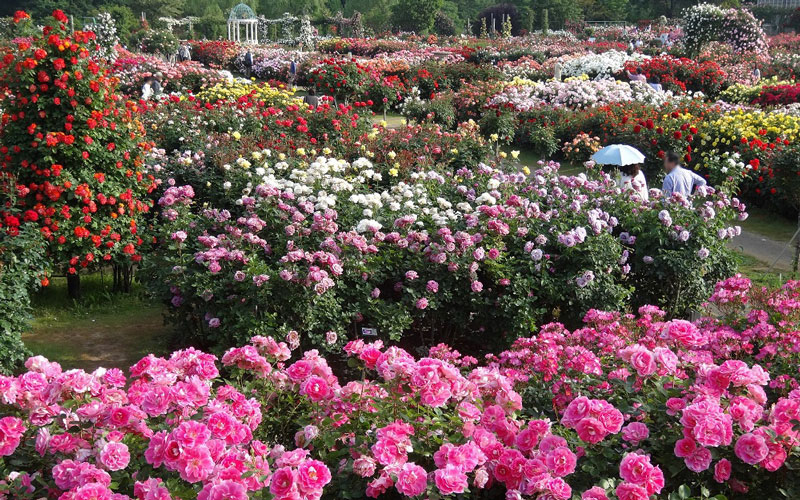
[257,13,317,47]
[325,11,364,38]
[159,16,198,38]
[258,13,299,44]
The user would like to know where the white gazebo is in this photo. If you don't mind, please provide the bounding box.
[228,3,258,44]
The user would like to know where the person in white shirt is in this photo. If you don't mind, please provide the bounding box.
[662,151,706,197]
[141,78,153,100]
[648,75,663,92]
[618,163,649,200]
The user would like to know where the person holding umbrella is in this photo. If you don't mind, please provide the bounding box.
[591,144,649,201]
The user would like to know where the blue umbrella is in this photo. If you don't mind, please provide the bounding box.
[591,144,646,166]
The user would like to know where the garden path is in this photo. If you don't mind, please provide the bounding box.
[732,229,795,271]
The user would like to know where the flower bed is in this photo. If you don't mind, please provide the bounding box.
[145,129,742,353]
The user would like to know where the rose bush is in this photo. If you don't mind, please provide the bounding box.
[0,11,156,295]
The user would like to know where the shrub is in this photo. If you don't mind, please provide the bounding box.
[135,29,179,56]
[0,223,46,373]
[3,276,800,498]
[681,4,768,57]
[433,11,457,36]
[144,132,742,355]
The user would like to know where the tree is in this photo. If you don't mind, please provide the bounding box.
[198,3,226,39]
[0,10,156,298]
[102,5,138,42]
[594,0,629,20]
[129,0,186,25]
[529,0,580,30]
[391,0,442,32]
[473,3,521,36]
[344,0,395,32]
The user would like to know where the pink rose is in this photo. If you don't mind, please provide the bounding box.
[575,417,607,444]
[629,348,656,377]
[297,459,332,492]
[99,442,130,471]
[582,486,609,500]
[685,447,712,472]
[286,360,313,382]
[353,456,377,477]
[621,422,649,445]
[619,452,654,485]
[434,464,468,495]
[615,482,650,500]
[300,376,331,402]
[662,319,704,347]
[270,467,297,497]
[198,480,248,500]
[562,396,591,426]
[395,462,427,497]
[674,437,697,458]
[714,459,731,483]
[735,433,769,465]
[545,446,577,477]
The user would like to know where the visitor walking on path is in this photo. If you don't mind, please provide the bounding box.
[244,50,254,78]
[662,151,706,197]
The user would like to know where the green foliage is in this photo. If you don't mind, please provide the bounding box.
[391,0,442,33]
[542,7,549,32]
[197,3,227,40]
[0,225,47,373]
[100,5,137,41]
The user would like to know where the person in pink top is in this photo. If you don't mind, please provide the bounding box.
[626,67,647,83]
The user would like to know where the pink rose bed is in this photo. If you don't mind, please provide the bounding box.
[1,275,800,499]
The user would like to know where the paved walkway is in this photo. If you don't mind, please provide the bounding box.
[731,230,795,271]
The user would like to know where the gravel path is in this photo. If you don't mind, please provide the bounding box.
[731,230,796,271]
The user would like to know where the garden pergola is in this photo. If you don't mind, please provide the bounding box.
[228,3,258,44]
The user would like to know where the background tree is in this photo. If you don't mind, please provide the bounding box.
[434,10,457,35]
[391,0,442,32]
[197,3,227,39]
[473,4,521,36]
[102,5,138,43]
[0,10,156,298]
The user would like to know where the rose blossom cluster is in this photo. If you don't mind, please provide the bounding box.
[560,396,624,444]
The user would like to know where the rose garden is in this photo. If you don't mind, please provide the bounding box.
[2,3,800,499]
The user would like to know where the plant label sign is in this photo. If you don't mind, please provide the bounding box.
[361,327,378,337]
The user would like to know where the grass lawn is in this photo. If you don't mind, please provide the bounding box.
[23,272,171,371]
[734,252,788,289]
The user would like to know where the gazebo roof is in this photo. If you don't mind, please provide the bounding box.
[228,3,256,21]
